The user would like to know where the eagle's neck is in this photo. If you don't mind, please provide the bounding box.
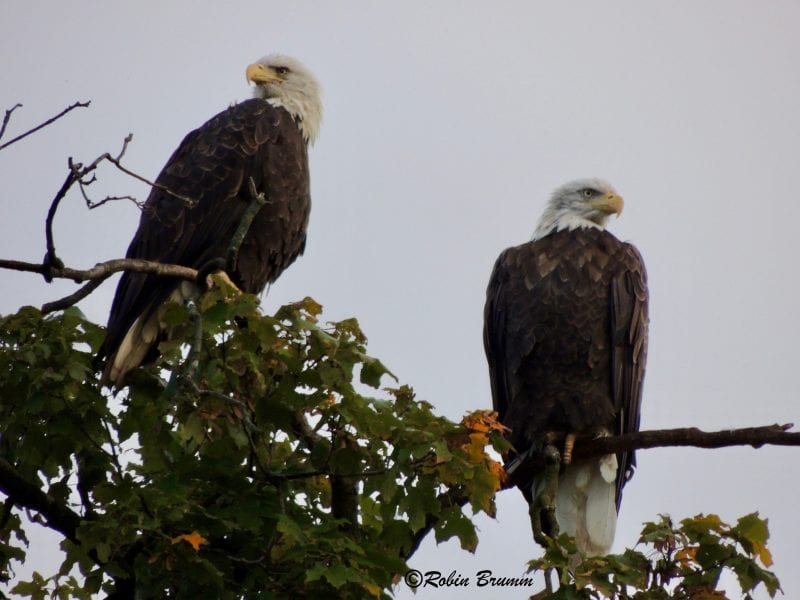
[264,96,322,145]
[532,207,605,241]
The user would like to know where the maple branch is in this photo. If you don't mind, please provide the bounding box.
[0,457,136,597]
[0,101,90,151]
[504,423,800,489]
[0,457,81,543]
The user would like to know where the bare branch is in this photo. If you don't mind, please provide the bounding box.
[42,279,105,313]
[42,133,197,279]
[99,135,196,207]
[0,256,199,312]
[0,101,90,151]
[84,194,143,210]
[504,423,800,489]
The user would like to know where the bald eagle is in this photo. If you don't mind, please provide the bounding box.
[96,54,322,386]
[483,178,648,555]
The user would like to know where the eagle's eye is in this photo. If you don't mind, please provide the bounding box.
[275,66,290,75]
[582,189,596,198]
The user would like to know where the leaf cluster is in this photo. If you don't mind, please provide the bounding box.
[0,285,506,598]
[528,513,781,599]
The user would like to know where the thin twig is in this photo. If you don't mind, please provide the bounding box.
[0,103,23,141]
[99,135,195,207]
[0,101,90,151]
[41,278,105,313]
[43,133,197,278]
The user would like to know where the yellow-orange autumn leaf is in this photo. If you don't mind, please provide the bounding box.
[462,410,510,435]
[754,541,774,567]
[171,531,209,552]
[675,546,698,565]
[488,459,507,486]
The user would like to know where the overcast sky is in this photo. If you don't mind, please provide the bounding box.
[2,1,799,598]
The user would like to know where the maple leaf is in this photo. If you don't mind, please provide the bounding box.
[462,410,510,435]
[171,531,209,552]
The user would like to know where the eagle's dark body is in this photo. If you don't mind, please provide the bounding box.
[97,98,311,382]
[484,224,648,545]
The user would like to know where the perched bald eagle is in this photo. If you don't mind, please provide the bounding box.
[483,178,648,555]
[96,54,322,386]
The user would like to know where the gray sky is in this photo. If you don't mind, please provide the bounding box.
[2,1,799,598]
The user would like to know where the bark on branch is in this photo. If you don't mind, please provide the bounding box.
[0,257,199,313]
[504,423,800,489]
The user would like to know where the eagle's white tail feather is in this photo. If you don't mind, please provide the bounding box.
[107,282,199,386]
[555,454,618,556]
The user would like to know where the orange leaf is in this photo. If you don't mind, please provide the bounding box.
[675,546,698,565]
[489,459,507,486]
[462,410,511,435]
[171,531,209,552]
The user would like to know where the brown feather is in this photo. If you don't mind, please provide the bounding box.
[96,98,311,385]
[483,227,648,509]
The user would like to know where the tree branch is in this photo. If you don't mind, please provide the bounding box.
[90,134,196,207]
[0,101,90,151]
[39,132,196,281]
[0,257,199,313]
[0,457,136,595]
[504,423,800,489]
[0,457,81,543]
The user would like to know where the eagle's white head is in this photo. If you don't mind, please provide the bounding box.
[246,53,322,144]
[532,178,624,241]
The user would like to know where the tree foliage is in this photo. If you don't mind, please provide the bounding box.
[0,282,507,598]
[0,283,785,598]
[530,513,780,599]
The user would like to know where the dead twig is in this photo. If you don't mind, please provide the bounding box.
[42,134,196,281]
[0,101,90,151]
[0,103,23,141]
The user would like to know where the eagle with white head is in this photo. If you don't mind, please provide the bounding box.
[484,178,648,555]
[97,54,322,386]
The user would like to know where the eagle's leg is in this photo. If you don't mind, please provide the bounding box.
[562,432,577,465]
[530,444,562,546]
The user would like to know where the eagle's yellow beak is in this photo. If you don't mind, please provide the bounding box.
[246,63,282,84]
[591,192,624,216]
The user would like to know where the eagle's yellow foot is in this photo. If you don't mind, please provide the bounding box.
[196,258,243,294]
[543,431,577,465]
[530,444,562,547]
[206,270,243,294]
